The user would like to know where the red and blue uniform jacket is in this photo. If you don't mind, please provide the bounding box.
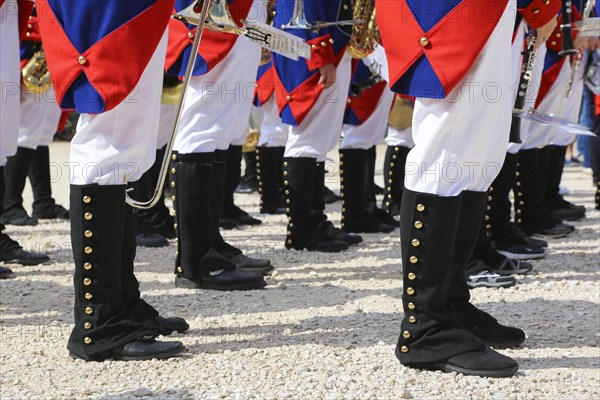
[165,0,254,77]
[20,7,41,69]
[254,60,275,106]
[377,0,561,99]
[36,0,174,114]
[1,0,35,41]
[272,0,353,126]
[343,59,388,126]
[536,0,583,107]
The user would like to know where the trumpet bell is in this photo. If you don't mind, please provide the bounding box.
[281,0,312,29]
[174,0,245,35]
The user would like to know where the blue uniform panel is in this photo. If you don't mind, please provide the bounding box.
[47,0,161,112]
[273,0,352,125]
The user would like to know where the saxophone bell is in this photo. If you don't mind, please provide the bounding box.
[21,48,52,94]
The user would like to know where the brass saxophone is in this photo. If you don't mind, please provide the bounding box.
[347,0,379,59]
[21,48,52,94]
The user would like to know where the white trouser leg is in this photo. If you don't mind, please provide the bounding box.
[523,51,585,149]
[0,0,20,166]
[405,1,515,196]
[18,87,62,149]
[340,87,395,149]
[174,0,264,153]
[385,126,414,148]
[284,52,353,162]
[257,99,289,147]
[550,52,587,146]
[69,30,168,185]
[156,103,177,149]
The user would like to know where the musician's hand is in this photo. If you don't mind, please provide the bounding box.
[574,35,588,53]
[587,36,600,51]
[535,18,558,50]
[318,64,337,89]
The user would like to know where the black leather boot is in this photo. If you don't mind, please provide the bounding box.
[367,145,399,227]
[67,184,185,361]
[449,191,526,349]
[515,149,571,238]
[0,167,49,265]
[543,145,585,221]
[0,265,14,279]
[236,150,259,193]
[122,203,189,336]
[314,161,362,246]
[212,150,271,273]
[171,152,267,290]
[224,145,262,223]
[134,147,175,240]
[283,158,348,252]
[256,146,285,214]
[382,145,410,216]
[339,149,394,233]
[1,147,37,225]
[220,146,262,229]
[29,146,69,220]
[487,153,546,260]
[596,181,600,211]
[395,189,518,377]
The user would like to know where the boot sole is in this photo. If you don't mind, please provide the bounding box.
[496,250,545,261]
[110,345,186,361]
[432,361,519,378]
[485,338,526,349]
[175,276,267,291]
[239,265,275,275]
[69,346,186,362]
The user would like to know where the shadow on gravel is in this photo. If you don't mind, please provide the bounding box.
[516,355,600,370]
[95,387,195,399]
[182,311,401,353]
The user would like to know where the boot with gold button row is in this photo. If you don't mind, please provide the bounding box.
[395,189,519,378]
[447,191,526,346]
[67,184,185,361]
[256,146,286,215]
[170,152,268,290]
[282,158,350,252]
[338,148,394,233]
[381,144,410,217]
[515,149,572,238]
[485,152,547,260]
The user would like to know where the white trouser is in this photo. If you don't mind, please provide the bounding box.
[70,30,168,185]
[0,0,20,166]
[550,53,587,146]
[157,103,177,149]
[406,0,515,196]
[255,99,288,147]
[174,0,265,153]
[385,126,414,148]
[508,23,547,153]
[340,45,395,149]
[525,52,587,149]
[18,87,62,149]
[284,51,353,162]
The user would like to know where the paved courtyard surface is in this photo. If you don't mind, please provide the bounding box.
[1,141,598,399]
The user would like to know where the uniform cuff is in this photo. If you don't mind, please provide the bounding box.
[305,35,336,71]
[519,0,561,29]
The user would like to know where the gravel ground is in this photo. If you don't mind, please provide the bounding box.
[1,141,598,400]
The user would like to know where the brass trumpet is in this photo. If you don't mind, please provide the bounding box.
[281,0,363,31]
